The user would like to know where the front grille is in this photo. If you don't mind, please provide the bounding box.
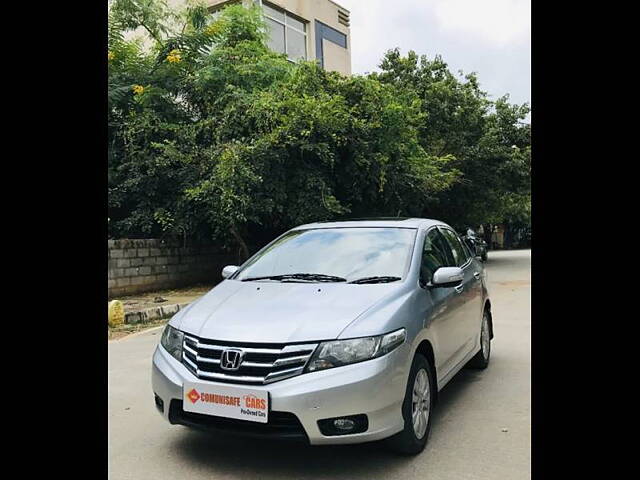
[181,334,318,385]
[168,400,308,441]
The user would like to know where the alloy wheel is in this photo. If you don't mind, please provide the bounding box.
[481,314,491,359]
[412,369,431,439]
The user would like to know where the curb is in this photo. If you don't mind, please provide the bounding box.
[109,325,166,343]
[124,302,191,325]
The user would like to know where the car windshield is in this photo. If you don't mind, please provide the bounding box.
[234,227,417,283]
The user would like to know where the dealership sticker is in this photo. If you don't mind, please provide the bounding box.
[183,381,269,423]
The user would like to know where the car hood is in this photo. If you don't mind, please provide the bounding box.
[174,280,403,343]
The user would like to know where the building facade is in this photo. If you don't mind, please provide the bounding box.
[207,0,351,75]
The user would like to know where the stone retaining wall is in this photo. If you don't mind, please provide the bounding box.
[108,239,237,298]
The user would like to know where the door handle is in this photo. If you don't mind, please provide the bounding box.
[454,285,464,293]
[474,272,481,279]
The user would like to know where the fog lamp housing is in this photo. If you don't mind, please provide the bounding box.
[318,414,368,436]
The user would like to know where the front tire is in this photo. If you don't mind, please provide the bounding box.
[387,354,435,455]
[481,251,488,262]
[468,310,491,369]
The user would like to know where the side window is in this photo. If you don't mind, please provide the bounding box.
[421,229,454,284]
[440,228,470,267]
[460,235,475,258]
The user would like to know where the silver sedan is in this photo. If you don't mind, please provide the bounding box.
[152,218,493,454]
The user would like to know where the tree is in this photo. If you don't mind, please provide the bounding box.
[376,49,531,237]
[108,1,459,257]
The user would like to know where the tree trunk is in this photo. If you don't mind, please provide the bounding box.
[483,224,492,247]
[230,224,250,262]
[504,224,512,249]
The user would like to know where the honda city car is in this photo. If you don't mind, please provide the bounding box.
[152,218,493,454]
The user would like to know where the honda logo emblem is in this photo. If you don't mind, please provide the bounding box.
[220,348,244,371]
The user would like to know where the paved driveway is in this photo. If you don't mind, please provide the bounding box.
[108,249,531,480]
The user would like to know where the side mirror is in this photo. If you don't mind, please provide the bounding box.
[221,265,239,279]
[430,267,464,288]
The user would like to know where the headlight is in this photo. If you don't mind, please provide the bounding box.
[160,325,184,362]
[306,328,406,372]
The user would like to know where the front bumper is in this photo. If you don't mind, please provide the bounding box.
[152,342,409,445]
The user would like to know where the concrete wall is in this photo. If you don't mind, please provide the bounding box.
[322,37,350,74]
[108,239,237,298]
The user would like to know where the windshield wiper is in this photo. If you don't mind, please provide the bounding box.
[348,276,402,284]
[241,273,347,283]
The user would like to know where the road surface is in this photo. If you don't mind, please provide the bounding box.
[108,249,531,480]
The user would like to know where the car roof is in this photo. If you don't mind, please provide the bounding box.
[292,217,447,231]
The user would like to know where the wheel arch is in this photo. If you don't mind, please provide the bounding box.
[484,299,494,339]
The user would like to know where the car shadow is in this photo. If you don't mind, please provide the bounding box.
[172,365,487,478]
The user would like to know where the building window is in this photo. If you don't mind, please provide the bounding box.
[260,1,307,61]
[314,20,347,70]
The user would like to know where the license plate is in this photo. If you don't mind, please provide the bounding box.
[183,381,269,423]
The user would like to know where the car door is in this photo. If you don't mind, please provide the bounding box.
[418,227,467,377]
[438,227,483,359]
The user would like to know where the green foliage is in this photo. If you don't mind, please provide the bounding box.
[375,49,530,232]
[108,0,530,255]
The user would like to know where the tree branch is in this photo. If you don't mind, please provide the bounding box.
[230,223,250,261]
